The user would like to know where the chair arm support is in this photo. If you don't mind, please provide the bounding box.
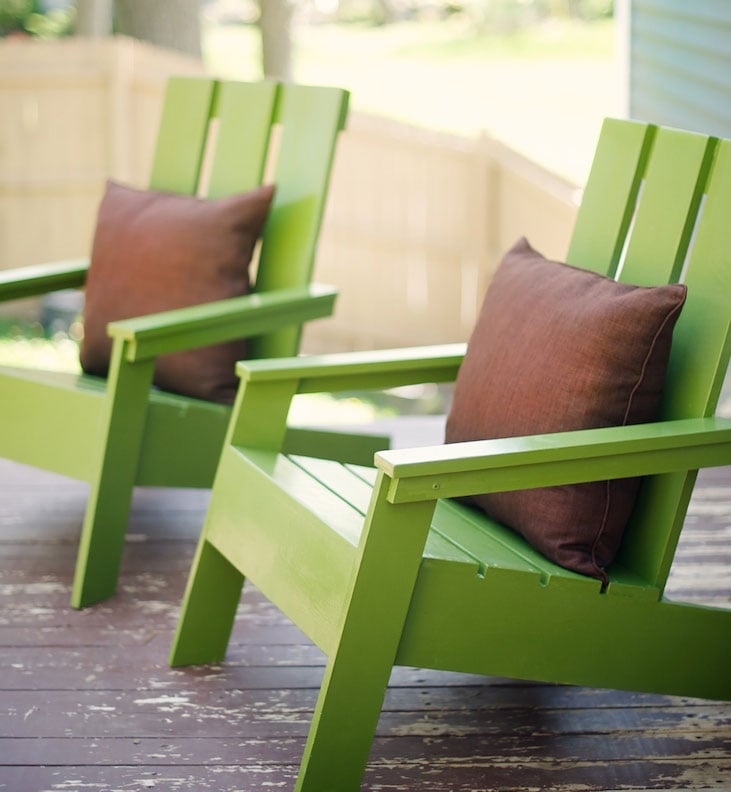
[107,284,338,362]
[236,343,466,393]
[375,417,731,504]
[0,258,89,302]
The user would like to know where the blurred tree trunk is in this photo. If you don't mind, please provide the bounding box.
[372,0,397,25]
[258,0,294,80]
[114,0,202,57]
[75,0,113,36]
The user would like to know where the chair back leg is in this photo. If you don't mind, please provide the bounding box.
[170,534,246,666]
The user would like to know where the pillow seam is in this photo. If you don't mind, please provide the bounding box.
[589,296,686,579]
[620,297,686,426]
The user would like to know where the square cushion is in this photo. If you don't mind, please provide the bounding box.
[445,237,687,582]
[80,180,275,404]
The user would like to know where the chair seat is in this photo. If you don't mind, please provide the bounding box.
[0,364,107,480]
[0,362,230,486]
[0,363,105,392]
[207,446,660,671]
[283,451,656,592]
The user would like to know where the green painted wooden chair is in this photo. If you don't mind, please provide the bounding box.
[0,76,382,609]
[171,119,731,790]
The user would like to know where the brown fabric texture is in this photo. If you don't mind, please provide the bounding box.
[445,237,687,582]
[80,180,275,404]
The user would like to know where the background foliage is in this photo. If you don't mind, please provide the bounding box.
[0,0,74,36]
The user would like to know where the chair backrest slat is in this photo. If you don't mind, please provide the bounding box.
[618,127,716,286]
[566,118,652,276]
[617,138,731,588]
[676,140,731,419]
[256,83,349,293]
[148,77,216,195]
[250,83,349,358]
[206,80,279,198]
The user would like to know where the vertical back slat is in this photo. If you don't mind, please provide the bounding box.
[255,84,349,293]
[615,138,731,590]
[148,77,216,195]
[565,118,653,276]
[618,128,716,286]
[205,80,279,199]
[666,138,731,420]
[250,84,349,358]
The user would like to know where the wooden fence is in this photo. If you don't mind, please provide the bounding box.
[309,113,578,351]
[0,37,579,351]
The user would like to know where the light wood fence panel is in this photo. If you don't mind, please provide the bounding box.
[305,114,579,352]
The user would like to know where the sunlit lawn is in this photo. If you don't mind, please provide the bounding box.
[0,318,81,372]
[204,16,619,182]
[0,335,80,371]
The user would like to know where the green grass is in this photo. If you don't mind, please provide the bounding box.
[0,318,81,372]
[202,23,261,80]
[203,16,615,84]
[203,16,619,183]
[203,16,615,78]
[392,17,615,60]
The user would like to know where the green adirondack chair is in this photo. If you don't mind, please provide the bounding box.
[170,119,731,790]
[0,76,381,610]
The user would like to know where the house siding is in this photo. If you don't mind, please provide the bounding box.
[629,0,731,136]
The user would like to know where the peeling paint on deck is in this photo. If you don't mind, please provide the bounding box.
[1,458,729,791]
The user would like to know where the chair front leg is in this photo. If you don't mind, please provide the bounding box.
[71,338,155,608]
[296,474,435,792]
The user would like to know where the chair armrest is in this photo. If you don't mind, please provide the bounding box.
[236,343,466,393]
[0,258,89,302]
[375,417,731,504]
[226,343,465,455]
[107,284,338,362]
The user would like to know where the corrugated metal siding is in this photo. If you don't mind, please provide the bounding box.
[629,0,731,136]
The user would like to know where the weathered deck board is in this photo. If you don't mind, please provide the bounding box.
[2,760,730,792]
[0,457,729,791]
[4,730,731,765]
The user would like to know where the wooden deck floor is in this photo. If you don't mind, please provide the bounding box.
[1,448,730,791]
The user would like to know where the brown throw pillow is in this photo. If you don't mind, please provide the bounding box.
[80,180,275,404]
[445,237,687,582]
